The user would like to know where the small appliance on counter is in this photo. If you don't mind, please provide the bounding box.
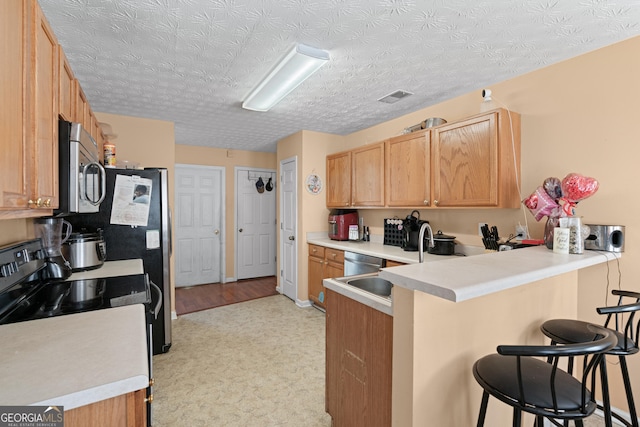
[33,217,73,280]
[401,210,429,252]
[328,209,359,241]
[61,229,107,272]
[584,224,625,252]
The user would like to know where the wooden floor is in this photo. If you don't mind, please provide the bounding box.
[175,276,279,316]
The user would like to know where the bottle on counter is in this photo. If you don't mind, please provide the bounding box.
[104,140,116,168]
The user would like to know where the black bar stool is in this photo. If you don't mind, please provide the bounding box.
[540,289,640,427]
[473,324,617,427]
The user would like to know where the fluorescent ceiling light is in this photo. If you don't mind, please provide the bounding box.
[242,44,330,112]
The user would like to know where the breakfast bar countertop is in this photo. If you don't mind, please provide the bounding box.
[307,234,620,303]
[378,245,620,302]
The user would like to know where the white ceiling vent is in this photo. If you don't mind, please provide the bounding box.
[378,90,414,104]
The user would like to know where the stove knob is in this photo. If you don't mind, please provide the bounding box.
[0,262,15,277]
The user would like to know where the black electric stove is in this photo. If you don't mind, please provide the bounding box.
[0,239,151,325]
[0,238,155,426]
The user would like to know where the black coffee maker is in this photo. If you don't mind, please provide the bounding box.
[401,210,428,252]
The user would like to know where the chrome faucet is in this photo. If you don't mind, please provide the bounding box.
[418,222,435,263]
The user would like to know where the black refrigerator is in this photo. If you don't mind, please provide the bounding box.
[67,168,172,355]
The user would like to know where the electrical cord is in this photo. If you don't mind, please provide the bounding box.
[484,93,531,239]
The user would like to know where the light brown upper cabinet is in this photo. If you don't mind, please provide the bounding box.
[29,0,59,211]
[432,109,521,208]
[351,142,385,207]
[58,48,74,121]
[0,0,30,212]
[74,80,89,126]
[0,0,59,217]
[385,130,431,207]
[327,142,385,208]
[326,151,352,208]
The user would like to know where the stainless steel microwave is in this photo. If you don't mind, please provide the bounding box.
[55,120,106,215]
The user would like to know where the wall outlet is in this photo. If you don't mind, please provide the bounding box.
[515,225,528,240]
[478,222,488,236]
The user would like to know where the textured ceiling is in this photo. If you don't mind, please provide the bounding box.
[39,0,640,153]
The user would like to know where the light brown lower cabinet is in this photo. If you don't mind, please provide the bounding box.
[308,244,344,309]
[326,288,392,427]
[64,389,147,427]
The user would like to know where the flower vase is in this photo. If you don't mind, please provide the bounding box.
[544,216,560,249]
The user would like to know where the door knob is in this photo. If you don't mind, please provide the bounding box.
[214,229,219,235]
[288,236,295,241]
[239,228,243,232]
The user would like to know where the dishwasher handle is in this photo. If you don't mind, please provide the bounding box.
[345,258,384,269]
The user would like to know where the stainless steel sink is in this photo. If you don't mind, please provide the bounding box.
[345,276,393,297]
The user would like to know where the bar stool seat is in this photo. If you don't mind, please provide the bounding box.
[473,324,617,427]
[540,289,640,427]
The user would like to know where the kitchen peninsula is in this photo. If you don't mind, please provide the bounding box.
[317,236,620,426]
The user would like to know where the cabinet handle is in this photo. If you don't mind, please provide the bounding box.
[149,378,155,387]
[424,200,430,206]
[434,200,439,206]
[28,198,44,208]
[145,394,154,403]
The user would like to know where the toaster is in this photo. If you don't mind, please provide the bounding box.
[584,224,625,252]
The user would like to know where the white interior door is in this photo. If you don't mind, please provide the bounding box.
[236,168,276,280]
[174,165,224,287]
[280,157,297,301]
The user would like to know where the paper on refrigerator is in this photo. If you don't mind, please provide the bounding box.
[109,174,153,226]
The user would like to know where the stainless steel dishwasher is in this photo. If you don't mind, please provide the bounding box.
[344,251,385,276]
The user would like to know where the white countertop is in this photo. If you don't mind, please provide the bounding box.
[0,304,149,410]
[66,259,144,280]
[307,236,483,264]
[379,246,620,302]
[309,235,620,305]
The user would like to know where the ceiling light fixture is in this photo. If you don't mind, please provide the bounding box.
[242,43,330,112]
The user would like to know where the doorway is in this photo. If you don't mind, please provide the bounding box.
[174,164,225,288]
[235,167,277,280]
[279,157,297,302]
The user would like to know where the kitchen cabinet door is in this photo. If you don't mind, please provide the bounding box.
[326,288,392,427]
[308,244,326,308]
[385,130,431,207]
[58,47,74,121]
[65,388,147,427]
[74,80,89,125]
[351,142,384,207]
[0,0,30,212]
[432,109,520,208]
[29,0,59,210]
[90,109,104,162]
[0,0,58,216]
[326,151,352,208]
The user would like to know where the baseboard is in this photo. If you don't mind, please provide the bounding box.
[296,299,313,308]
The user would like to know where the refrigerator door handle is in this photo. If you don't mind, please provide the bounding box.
[168,209,173,257]
[149,280,163,319]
